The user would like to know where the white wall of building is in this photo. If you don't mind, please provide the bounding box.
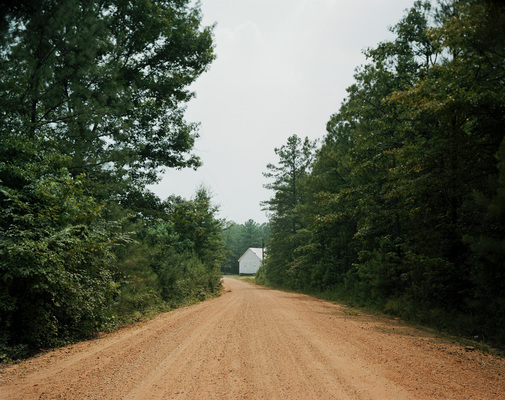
[238,248,263,275]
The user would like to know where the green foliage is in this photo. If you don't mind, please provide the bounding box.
[108,188,226,322]
[0,135,120,355]
[0,0,221,360]
[1,0,215,193]
[111,239,164,321]
[156,251,220,305]
[165,187,228,270]
[261,135,317,286]
[262,0,505,347]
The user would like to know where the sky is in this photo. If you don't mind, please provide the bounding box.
[149,0,416,224]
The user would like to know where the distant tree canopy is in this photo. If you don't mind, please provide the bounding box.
[0,0,223,360]
[260,0,505,346]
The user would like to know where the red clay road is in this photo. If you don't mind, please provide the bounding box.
[1,277,504,399]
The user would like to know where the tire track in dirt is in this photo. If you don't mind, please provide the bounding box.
[1,277,504,399]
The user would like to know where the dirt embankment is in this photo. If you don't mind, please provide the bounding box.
[1,277,504,399]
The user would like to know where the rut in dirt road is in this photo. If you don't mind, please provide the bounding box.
[1,277,504,399]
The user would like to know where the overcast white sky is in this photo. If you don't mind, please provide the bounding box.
[150,0,415,224]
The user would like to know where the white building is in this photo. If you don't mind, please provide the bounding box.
[238,248,263,275]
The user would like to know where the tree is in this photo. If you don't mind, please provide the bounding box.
[0,0,216,358]
[387,0,505,330]
[295,2,438,300]
[109,187,227,318]
[0,134,121,355]
[262,135,316,233]
[259,0,505,345]
[261,135,316,286]
[293,114,358,290]
[151,187,226,302]
[0,0,215,196]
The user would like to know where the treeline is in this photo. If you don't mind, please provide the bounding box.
[259,0,505,346]
[221,219,270,274]
[0,0,225,360]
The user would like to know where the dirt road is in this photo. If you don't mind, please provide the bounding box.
[1,278,504,399]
